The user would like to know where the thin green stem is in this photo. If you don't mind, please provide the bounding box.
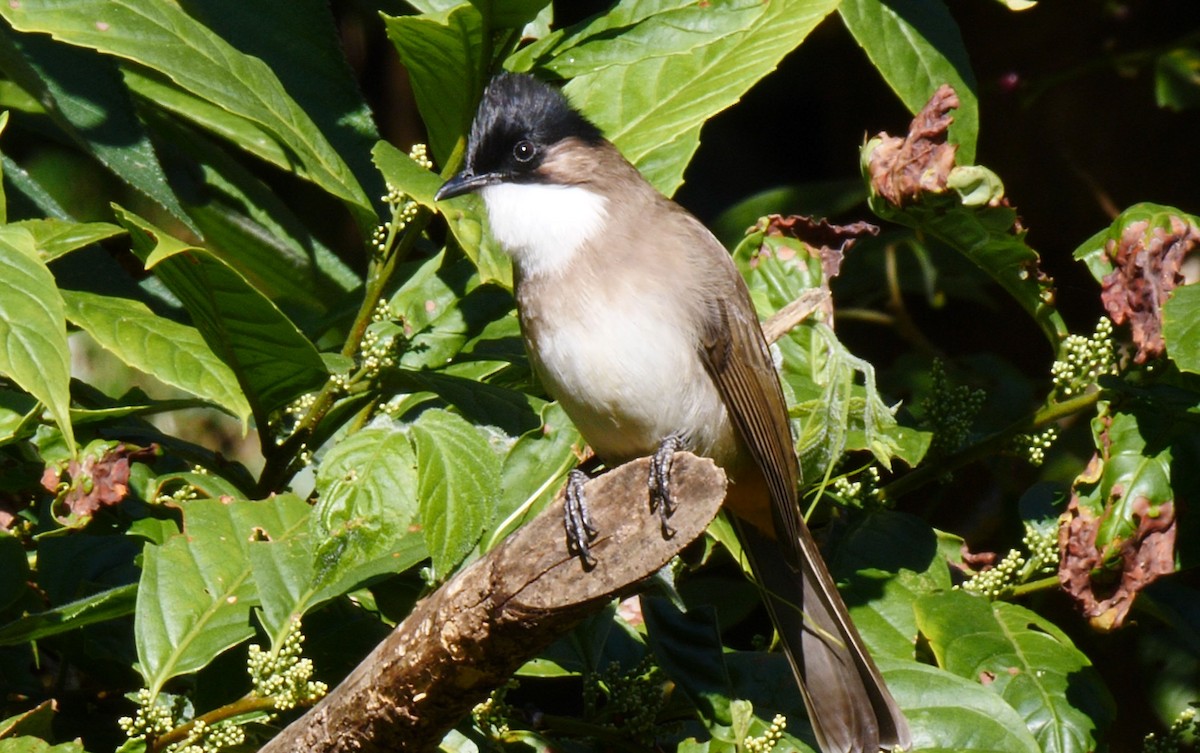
[1006,575,1060,599]
[879,389,1101,502]
[149,695,279,752]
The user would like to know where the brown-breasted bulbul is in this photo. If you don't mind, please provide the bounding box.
[435,73,910,753]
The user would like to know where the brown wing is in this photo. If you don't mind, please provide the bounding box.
[695,242,912,753]
[696,281,805,560]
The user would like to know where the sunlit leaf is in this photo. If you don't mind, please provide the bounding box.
[915,590,1114,753]
[0,0,374,228]
[62,290,252,427]
[0,28,194,231]
[409,408,499,579]
[0,228,74,452]
[135,498,289,695]
[839,0,979,164]
[311,425,427,599]
[114,206,327,424]
[1164,284,1200,374]
[383,5,484,167]
[550,0,840,196]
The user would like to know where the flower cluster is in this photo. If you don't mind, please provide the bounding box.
[360,300,399,380]
[248,619,328,711]
[962,522,1059,599]
[168,719,245,753]
[1013,426,1059,467]
[923,359,986,458]
[1051,317,1117,397]
[118,688,177,741]
[832,466,882,508]
[583,656,667,744]
[277,391,318,457]
[372,143,433,255]
[472,678,518,737]
[744,714,788,753]
[1142,707,1197,753]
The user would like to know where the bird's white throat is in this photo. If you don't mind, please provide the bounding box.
[480,182,608,279]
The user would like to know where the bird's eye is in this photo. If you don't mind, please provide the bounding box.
[513,139,536,163]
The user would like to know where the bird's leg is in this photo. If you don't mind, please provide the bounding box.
[649,433,684,539]
[564,466,600,568]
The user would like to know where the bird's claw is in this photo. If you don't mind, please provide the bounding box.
[564,468,598,567]
[649,433,684,539]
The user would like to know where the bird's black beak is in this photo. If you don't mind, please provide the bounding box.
[434,170,498,201]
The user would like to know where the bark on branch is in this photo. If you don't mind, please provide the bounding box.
[260,452,726,752]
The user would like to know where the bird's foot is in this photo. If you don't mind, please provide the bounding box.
[649,433,684,539]
[564,468,598,568]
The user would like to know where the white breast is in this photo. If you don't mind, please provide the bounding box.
[481,178,737,465]
[480,182,608,279]
[527,292,736,464]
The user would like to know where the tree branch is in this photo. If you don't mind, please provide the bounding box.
[259,453,726,752]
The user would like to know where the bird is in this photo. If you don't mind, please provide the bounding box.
[434,72,910,753]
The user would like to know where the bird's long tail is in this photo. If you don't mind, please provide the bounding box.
[735,520,911,753]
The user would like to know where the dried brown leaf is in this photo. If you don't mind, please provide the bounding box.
[867,84,961,206]
[1058,485,1176,631]
[1100,215,1200,363]
[760,214,879,281]
[42,443,156,525]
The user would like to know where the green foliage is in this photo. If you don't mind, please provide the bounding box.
[0,2,1194,752]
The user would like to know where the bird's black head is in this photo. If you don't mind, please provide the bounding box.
[435,73,604,201]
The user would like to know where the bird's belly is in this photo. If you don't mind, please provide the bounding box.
[525,308,737,466]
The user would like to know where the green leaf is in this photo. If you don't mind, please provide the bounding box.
[0,0,374,228]
[555,0,841,196]
[1164,284,1200,374]
[148,114,359,312]
[114,206,327,423]
[135,498,294,695]
[486,401,581,551]
[470,0,550,29]
[244,494,317,645]
[61,290,252,427]
[731,229,923,473]
[1155,46,1200,112]
[0,702,54,740]
[879,658,1042,753]
[383,250,518,371]
[178,0,384,209]
[372,140,443,209]
[839,0,979,164]
[0,388,38,446]
[1075,409,1176,549]
[643,596,734,728]
[0,28,194,231]
[0,739,86,753]
[9,219,124,262]
[0,228,74,452]
[0,154,70,220]
[914,590,1114,753]
[832,511,948,660]
[0,584,137,646]
[311,425,427,599]
[0,111,7,223]
[385,131,511,285]
[515,0,774,79]
[383,5,485,168]
[864,155,1068,346]
[409,408,499,579]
